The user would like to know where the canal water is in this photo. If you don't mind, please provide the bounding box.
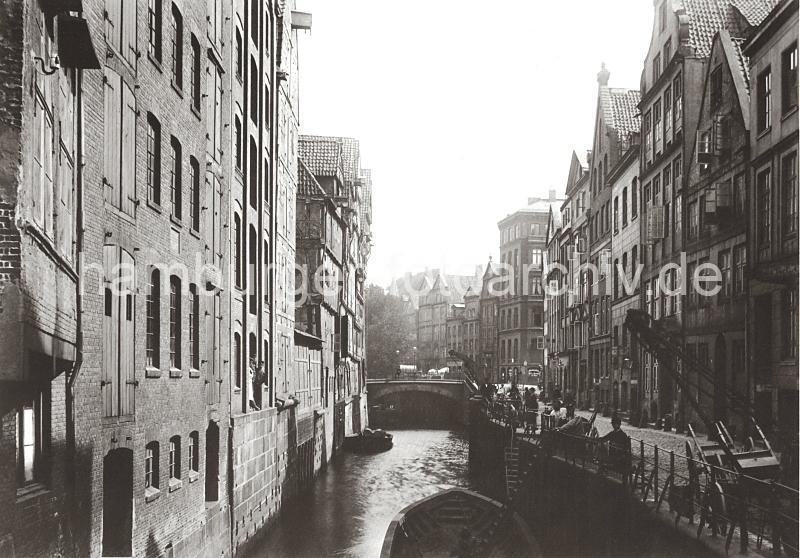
[248,429,479,557]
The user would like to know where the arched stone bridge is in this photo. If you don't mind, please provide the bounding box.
[366,379,472,427]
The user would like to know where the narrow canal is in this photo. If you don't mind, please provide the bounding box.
[249,430,479,557]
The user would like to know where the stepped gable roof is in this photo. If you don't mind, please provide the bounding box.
[297,158,326,197]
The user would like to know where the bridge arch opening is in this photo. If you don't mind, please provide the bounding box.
[371,390,463,429]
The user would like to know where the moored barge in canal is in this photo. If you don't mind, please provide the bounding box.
[380,488,541,557]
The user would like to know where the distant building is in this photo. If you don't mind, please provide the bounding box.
[479,260,501,382]
[496,193,562,386]
[446,304,466,375]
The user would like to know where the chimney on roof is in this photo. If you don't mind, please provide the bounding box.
[597,62,610,87]
[549,189,557,201]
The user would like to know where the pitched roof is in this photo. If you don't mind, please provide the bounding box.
[604,88,641,141]
[299,136,344,180]
[680,0,779,57]
[339,137,361,184]
[297,157,326,197]
[729,35,751,91]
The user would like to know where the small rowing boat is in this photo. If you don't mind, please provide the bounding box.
[380,488,541,557]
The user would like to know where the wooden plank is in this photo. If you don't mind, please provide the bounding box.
[102,245,118,416]
[122,0,137,65]
[120,249,135,415]
[103,69,121,207]
[121,80,136,215]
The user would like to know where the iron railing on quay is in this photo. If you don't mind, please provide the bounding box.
[481,403,799,556]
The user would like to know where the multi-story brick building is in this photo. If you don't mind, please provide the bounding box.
[743,0,798,445]
[462,286,481,365]
[681,29,752,436]
[496,195,560,386]
[0,2,97,556]
[445,303,465,375]
[559,151,591,404]
[544,200,564,395]
[587,65,640,410]
[638,0,778,425]
[609,142,641,415]
[417,275,452,372]
[478,260,500,382]
[298,134,372,443]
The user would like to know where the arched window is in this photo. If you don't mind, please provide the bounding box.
[170,136,182,220]
[249,226,257,314]
[169,435,181,481]
[233,332,242,390]
[145,441,160,491]
[188,431,199,473]
[249,136,258,208]
[170,4,183,88]
[148,0,163,62]
[147,269,161,368]
[169,275,182,369]
[190,34,201,111]
[189,284,199,370]
[234,214,242,288]
[147,113,161,205]
[189,156,200,231]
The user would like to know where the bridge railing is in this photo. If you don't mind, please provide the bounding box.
[481,405,799,555]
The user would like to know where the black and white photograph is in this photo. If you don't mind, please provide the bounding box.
[0,0,798,556]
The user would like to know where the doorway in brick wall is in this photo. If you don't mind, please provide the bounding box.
[102,448,133,557]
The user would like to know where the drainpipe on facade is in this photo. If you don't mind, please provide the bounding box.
[66,66,85,554]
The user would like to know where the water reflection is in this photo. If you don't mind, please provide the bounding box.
[250,430,474,557]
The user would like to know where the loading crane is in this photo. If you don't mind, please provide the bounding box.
[624,309,780,481]
[448,349,481,394]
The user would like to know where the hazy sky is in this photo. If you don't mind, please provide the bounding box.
[296,1,654,287]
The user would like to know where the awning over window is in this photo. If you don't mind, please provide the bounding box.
[57,14,100,69]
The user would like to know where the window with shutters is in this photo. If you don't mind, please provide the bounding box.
[190,35,201,112]
[643,110,652,162]
[189,284,199,371]
[104,0,137,66]
[169,276,182,370]
[653,99,662,155]
[206,62,223,161]
[688,201,698,240]
[249,226,257,314]
[104,69,137,215]
[148,0,162,63]
[189,157,200,232]
[102,245,136,417]
[32,89,54,236]
[146,269,161,369]
[170,137,182,220]
[733,173,746,218]
[170,4,183,89]
[147,113,162,205]
[206,0,222,45]
[57,145,75,260]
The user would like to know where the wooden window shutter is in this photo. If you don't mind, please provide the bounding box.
[121,80,137,215]
[102,244,120,416]
[122,0,138,65]
[103,69,121,207]
[119,249,136,415]
[105,0,123,52]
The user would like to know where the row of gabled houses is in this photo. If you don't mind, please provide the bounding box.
[544,0,797,448]
[0,1,371,557]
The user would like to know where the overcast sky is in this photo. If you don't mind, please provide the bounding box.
[296,1,654,288]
